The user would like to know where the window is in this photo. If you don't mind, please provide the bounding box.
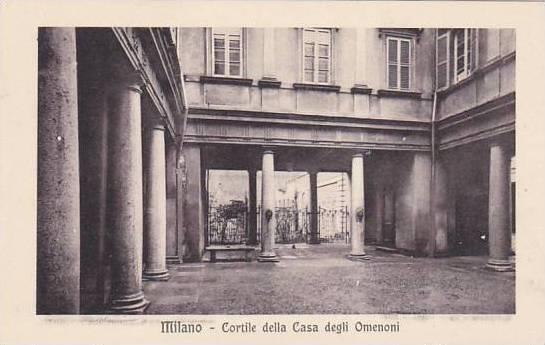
[436,29,450,89]
[211,28,243,77]
[302,28,332,84]
[386,37,411,90]
[453,28,477,82]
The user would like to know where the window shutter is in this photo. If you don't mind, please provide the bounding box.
[399,40,410,89]
[387,39,398,89]
[302,28,331,84]
[436,31,449,89]
[469,29,478,71]
[211,28,242,77]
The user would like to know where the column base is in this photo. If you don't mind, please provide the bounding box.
[257,252,279,262]
[143,269,170,281]
[166,256,182,264]
[486,258,514,272]
[108,291,150,314]
[347,253,370,262]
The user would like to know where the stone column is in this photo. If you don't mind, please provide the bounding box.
[349,153,368,259]
[487,142,513,271]
[432,157,449,256]
[374,184,385,245]
[166,141,180,264]
[309,171,320,244]
[37,27,80,314]
[143,120,170,281]
[247,168,258,245]
[183,144,205,261]
[107,73,149,313]
[258,149,279,262]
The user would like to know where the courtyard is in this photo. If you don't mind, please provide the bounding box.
[144,244,515,314]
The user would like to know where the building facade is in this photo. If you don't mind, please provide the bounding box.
[36,27,515,314]
[180,27,515,264]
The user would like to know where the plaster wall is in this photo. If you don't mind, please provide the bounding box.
[180,27,433,121]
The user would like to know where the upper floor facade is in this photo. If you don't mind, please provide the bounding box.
[178,27,515,152]
[180,28,514,120]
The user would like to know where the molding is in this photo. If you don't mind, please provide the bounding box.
[437,92,515,150]
[187,107,430,132]
[439,123,515,151]
[200,75,253,86]
[350,85,373,94]
[377,89,422,99]
[292,83,341,92]
[112,28,181,139]
[258,78,281,88]
[378,28,423,41]
[183,136,429,152]
[437,92,515,130]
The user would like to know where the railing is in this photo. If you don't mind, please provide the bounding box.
[255,205,349,244]
[319,205,349,243]
[208,205,248,245]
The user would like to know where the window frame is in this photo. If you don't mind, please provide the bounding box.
[453,28,477,83]
[301,28,333,85]
[435,29,450,91]
[386,36,413,91]
[210,27,244,78]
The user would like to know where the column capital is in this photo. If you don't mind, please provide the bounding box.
[352,150,371,158]
[262,146,276,154]
[144,116,166,131]
[108,70,146,94]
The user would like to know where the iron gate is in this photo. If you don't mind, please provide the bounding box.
[208,202,248,245]
[318,205,349,243]
[256,205,348,244]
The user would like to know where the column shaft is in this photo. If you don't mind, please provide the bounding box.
[248,169,258,245]
[166,142,180,264]
[258,150,279,262]
[143,122,170,281]
[182,144,205,261]
[432,157,449,256]
[107,75,149,313]
[309,171,320,244]
[487,143,513,271]
[37,27,80,314]
[350,153,367,258]
[374,185,384,245]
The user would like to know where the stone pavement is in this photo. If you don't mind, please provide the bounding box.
[144,244,515,314]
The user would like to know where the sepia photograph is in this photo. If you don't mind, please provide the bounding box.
[1,1,545,344]
[37,26,515,315]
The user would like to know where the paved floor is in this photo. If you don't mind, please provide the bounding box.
[144,244,515,314]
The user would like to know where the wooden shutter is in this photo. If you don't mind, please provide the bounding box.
[436,30,450,89]
[399,39,410,89]
[303,28,331,83]
[387,38,398,89]
[469,28,478,72]
[212,28,242,77]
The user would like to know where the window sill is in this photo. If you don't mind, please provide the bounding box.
[377,89,422,99]
[258,78,281,89]
[200,75,253,86]
[350,85,373,95]
[292,83,341,92]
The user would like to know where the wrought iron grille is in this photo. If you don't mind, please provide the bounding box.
[255,205,349,244]
[319,205,349,243]
[207,202,248,245]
